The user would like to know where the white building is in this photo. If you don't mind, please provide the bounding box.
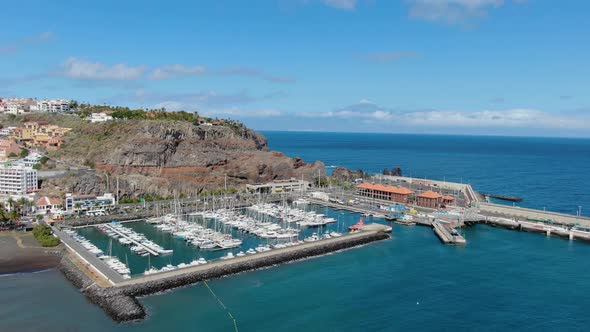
[13,152,43,168]
[0,127,17,137]
[35,196,63,215]
[38,99,70,113]
[64,193,115,212]
[5,102,20,114]
[246,178,311,194]
[88,112,113,123]
[0,98,70,113]
[0,164,38,195]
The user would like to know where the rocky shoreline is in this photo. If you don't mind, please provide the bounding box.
[58,255,146,321]
[58,231,389,322]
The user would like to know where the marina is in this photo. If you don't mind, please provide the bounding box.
[52,181,590,322]
[60,202,376,279]
[58,215,392,322]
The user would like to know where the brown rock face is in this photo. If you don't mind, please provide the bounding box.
[44,120,324,198]
[331,167,365,181]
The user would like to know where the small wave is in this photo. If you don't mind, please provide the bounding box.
[0,268,55,278]
[326,165,338,168]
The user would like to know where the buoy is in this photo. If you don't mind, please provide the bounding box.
[416,302,419,305]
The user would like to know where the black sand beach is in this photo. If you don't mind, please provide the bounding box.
[0,232,63,274]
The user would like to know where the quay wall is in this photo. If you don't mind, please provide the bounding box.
[374,175,469,192]
[61,195,288,228]
[478,202,590,227]
[63,212,154,228]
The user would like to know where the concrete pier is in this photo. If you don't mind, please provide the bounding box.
[432,221,466,245]
[102,224,160,256]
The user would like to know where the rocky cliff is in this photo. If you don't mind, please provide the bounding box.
[42,119,324,198]
[331,167,366,181]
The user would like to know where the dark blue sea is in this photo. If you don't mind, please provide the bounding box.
[2,132,590,332]
[264,132,590,216]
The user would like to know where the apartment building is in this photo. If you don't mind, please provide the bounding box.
[0,164,38,195]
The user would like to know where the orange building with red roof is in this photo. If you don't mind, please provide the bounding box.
[416,190,443,209]
[441,195,456,206]
[356,182,414,203]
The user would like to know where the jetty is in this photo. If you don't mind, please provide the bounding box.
[481,193,523,202]
[101,224,160,256]
[58,224,391,322]
[432,221,466,244]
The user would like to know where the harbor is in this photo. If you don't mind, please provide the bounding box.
[58,217,391,322]
[50,176,590,322]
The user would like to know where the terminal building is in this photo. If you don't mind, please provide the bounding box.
[0,164,38,195]
[246,178,311,194]
[356,182,414,204]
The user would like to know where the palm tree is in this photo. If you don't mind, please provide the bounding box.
[8,210,19,224]
[6,197,14,212]
[0,203,8,223]
[18,197,29,216]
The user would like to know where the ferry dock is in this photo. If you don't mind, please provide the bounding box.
[308,198,466,244]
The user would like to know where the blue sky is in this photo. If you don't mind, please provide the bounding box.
[1,0,589,136]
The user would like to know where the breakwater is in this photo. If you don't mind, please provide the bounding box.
[60,228,390,322]
[58,255,146,321]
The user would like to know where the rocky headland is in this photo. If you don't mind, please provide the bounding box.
[37,117,324,198]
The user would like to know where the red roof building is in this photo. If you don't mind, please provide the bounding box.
[35,196,63,214]
[356,182,414,203]
[416,190,443,209]
[441,195,456,206]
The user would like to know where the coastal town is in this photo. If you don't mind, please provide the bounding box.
[3,2,589,331]
[1,95,590,323]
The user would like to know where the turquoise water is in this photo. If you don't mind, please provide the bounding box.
[2,132,590,331]
[77,206,370,275]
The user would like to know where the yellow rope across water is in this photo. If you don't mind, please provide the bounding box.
[204,281,239,332]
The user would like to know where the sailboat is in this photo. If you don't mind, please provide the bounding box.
[144,254,158,275]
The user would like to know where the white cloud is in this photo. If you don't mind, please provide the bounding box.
[401,109,590,129]
[292,0,358,10]
[217,67,295,84]
[203,108,283,118]
[30,31,55,42]
[62,57,145,80]
[152,103,282,118]
[0,31,55,55]
[296,101,590,130]
[321,0,357,10]
[406,0,525,24]
[364,51,419,63]
[151,64,207,80]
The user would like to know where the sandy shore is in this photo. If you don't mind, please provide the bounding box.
[0,232,63,274]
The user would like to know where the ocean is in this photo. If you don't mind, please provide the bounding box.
[2,132,590,332]
[264,132,590,216]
